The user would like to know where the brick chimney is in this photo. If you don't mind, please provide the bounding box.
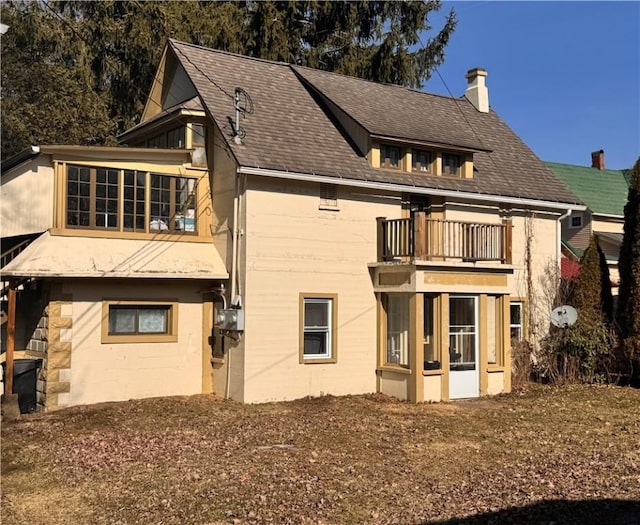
[591,149,605,170]
[465,68,489,113]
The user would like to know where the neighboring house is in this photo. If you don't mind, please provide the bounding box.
[546,150,630,291]
[1,40,584,410]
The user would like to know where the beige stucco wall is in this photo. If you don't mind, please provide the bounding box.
[423,374,442,402]
[487,371,504,395]
[1,156,55,237]
[63,280,206,407]
[379,371,410,401]
[241,176,401,403]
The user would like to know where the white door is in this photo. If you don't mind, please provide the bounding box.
[449,296,479,399]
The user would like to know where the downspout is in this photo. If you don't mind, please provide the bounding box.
[226,171,240,400]
[557,209,572,272]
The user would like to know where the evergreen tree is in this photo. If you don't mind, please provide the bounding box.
[1,0,456,158]
[565,236,612,382]
[617,157,640,378]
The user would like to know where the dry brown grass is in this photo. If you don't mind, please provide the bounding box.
[2,384,640,524]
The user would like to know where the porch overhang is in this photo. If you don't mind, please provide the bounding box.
[1,232,228,280]
[369,261,513,295]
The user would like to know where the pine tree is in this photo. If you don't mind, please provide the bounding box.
[1,0,456,157]
[617,157,640,379]
[565,236,612,382]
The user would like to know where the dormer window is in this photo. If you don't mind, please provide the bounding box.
[442,153,461,176]
[412,149,432,173]
[381,144,401,169]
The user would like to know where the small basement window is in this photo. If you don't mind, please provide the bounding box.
[319,183,338,210]
[102,301,178,343]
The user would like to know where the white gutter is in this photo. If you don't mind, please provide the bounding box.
[237,166,587,213]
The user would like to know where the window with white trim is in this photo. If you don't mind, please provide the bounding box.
[510,301,523,341]
[301,295,337,362]
[570,214,583,229]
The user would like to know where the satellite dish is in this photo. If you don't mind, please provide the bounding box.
[550,305,578,328]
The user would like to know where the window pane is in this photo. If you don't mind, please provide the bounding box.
[304,332,327,355]
[449,297,476,370]
[510,304,521,324]
[109,308,136,334]
[191,124,205,147]
[386,294,409,366]
[487,296,497,364]
[305,300,328,327]
[138,309,168,333]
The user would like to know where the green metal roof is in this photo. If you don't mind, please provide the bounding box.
[546,161,629,216]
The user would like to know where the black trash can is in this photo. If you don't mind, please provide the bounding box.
[2,358,43,414]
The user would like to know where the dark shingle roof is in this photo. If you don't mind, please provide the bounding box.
[546,161,629,216]
[169,40,581,206]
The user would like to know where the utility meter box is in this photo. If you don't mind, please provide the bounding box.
[215,308,245,332]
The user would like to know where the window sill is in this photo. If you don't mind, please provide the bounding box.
[377,365,411,375]
[102,333,178,344]
[422,369,444,376]
[318,204,340,212]
[488,365,505,373]
[51,228,212,243]
[301,357,337,365]
[211,357,225,364]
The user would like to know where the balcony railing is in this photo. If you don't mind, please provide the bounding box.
[377,212,512,264]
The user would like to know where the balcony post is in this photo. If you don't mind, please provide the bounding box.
[502,219,513,264]
[414,211,427,260]
[376,217,386,262]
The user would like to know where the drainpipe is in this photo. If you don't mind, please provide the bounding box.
[557,209,572,272]
[225,172,240,400]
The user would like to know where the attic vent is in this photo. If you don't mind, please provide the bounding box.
[319,183,338,210]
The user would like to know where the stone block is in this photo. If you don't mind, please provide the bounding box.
[58,368,71,382]
[59,328,73,342]
[46,381,71,394]
[47,346,71,369]
[57,393,70,406]
[60,303,73,318]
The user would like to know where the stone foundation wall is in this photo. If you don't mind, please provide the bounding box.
[41,284,73,411]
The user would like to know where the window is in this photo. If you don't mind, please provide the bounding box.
[487,295,498,365]
[386,294,409,367]
[300,294,337,363]
[442,153,461,176]
[423,295,440,370]
[412,149,432,173]
[167,127,185,149]
[150,175,196,232]
[449,296,477,371]
[570,214,583,229]
[67,166,119,229]
[319,183,338,209]
[380,144,401,169]
[65,165,198,234]
[510,301,523,341]
[101,301,178,343]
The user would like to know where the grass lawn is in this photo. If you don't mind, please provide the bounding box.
[2,384,639,524]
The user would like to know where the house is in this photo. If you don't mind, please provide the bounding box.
[1,40,584,410]
[546,150,630,291]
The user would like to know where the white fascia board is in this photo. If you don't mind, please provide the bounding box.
[237,166,587,213]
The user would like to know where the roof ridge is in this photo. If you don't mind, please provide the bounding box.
[292,64,468,103]
[545,160,626,174]
[169,39,292,69]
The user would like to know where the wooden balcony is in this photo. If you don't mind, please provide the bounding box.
[376,212,512,264]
